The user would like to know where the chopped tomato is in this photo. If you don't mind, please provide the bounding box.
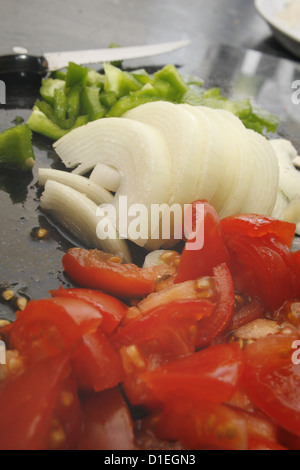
[62,248,167,299]
[154,400,248,450]
[9,297,103,361]
[243,334,300,437]
[50,287,128,336]
[195,263,235,349]
[0,354,81,450]
[112,299,215,370]
[175,201,229,283]
[123,343,243,409]
[71,329,124,392]
[124,275,218,323]
[221,215,299,311]
[221,214,296,249]
[48,372,83,450]
[78,388,135,450]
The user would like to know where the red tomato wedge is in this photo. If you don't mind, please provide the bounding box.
[221,214,296,249]
[112,299,215,370]
[50,287,128,336]
[71,329,124,392]
[78,388,135,451]
[9,297,103,361]
[195,263,235,349]
[154,400,248,450]
[125,343,243,409]
[0,354,80,450]
[62,248,162,299]
[243,334,300,437]
[221,214,299,311]
[175,201,229,283]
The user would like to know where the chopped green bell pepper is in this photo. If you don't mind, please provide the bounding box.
[65,62,88,87]
[106,94,159,117]
[40,78,66,106]
[104,63,142,98]
[154,64,188,100]
[28,107,88,141]
[80,87,106,121]
[0,124,35,171]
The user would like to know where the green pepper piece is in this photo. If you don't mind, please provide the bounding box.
[35,99,57,122]
[106,94,159,117]
[99,91,117,109]
[132,69,153,85]
[54,87,67,122]
[104,63,142,98]
[80,87,106,121]
[67,85,81,122]
[86,68,105,88]
[153,64,188,100]
[0,124,35,171]
[40,78,66,106]
[28,107,88,140]
[50,70,67,80]
[66,62,88,87]
[28,107,68,140]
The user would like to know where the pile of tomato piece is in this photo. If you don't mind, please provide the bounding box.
[1,201,300,450]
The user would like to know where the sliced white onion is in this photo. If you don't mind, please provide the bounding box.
[282,196,300,225]
[272,190,289,220]
[201,108,254,218]
[240,130,279,216]
[143,250,171,268]
[54,118,172,247]
[89,163,121,192]
[40,180,132,262]
[270,139,300,202]
[178,104,225,203]
[124,101,210,205]
[38,168,114,206]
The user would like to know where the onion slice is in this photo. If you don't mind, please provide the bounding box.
[89,163,121,192]
[40,180,132,262]
[54,118,172,247]
[38,168,114,206]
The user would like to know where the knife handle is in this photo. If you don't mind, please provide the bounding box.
[0,54,48,77]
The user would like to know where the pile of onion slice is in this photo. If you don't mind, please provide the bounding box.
[37,101,300,254]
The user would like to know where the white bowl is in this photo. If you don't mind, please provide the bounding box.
[255,0,300,58]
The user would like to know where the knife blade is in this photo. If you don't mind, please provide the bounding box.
[0,40,190,76]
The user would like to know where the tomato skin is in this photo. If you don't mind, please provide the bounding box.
[112,299,215,368]
[62,248,158,299]
[48,373,83,450]
[221,214,296,249]
[154,400,248,450]
[0,354,74,450]
[243,334,300,437]
[71,329,125,392]
[78,388,135,450]
[175,201,229,283]
[220,214,300,312]
[123,343,244,409]
[9,297,103,361]
[50,287,128,336]
[195,263,235,349]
